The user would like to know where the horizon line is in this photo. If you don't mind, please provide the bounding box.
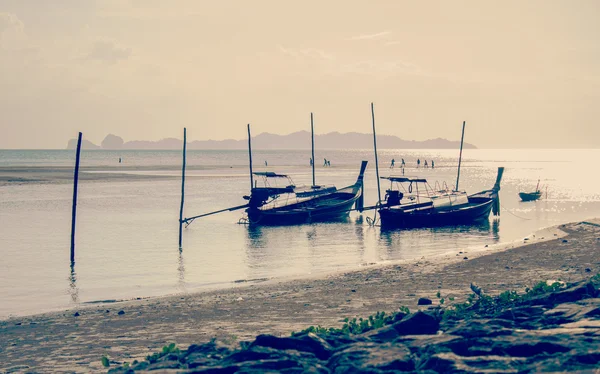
[1,147,599,151]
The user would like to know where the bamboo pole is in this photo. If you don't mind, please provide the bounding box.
[371,103,382,203]
[70,132,82,263]
[178,128,187,248]
[455,121,466,191]
[311,113,316,187]
[248,124,253,190]
[181,203,249,224]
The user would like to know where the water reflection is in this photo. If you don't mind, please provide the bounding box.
[239,217,502,282]
[68,262,79,303]
[306,227,317,246]
[177,247,186,290]
[246,225,266,249]
[378,219,500,261]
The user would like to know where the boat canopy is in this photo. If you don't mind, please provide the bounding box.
[381,176,428,183]
[253,172,289,178]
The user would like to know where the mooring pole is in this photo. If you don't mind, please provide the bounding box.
[311,113,316,187]
[178,128,187,248]
[247,124,254,190]
[455,121,466,191]
[371,103,382,203]
[70,132,82,263]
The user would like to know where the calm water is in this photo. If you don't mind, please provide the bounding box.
[1,149,599,318]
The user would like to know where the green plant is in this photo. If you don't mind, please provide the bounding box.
[101,355,110,368]
[292,309,410,337]
[443,280,568,320]
[146,343,180,364]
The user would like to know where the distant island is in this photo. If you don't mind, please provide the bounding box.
[67,132,477,150]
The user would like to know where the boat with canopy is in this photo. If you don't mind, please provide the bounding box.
[367,113,504,228]
[181,115,368,227]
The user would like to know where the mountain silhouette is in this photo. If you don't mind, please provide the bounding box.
[67,131,477,150]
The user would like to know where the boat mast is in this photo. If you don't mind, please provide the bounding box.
[247,124,253,190]
[371,103,382,203]
[311,112,316,187]
[455,121,466,191]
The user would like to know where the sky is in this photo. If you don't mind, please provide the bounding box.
[1,0,599,149]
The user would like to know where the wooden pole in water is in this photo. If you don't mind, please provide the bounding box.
[455,121,466,191]
[247,124,253,190]
[311,113,316,187]
[371,103,382,203]
[178,128,187,248]
[70,132,82,263]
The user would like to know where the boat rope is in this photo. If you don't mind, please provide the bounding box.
[500,203,532,220]
[366,201,382,226]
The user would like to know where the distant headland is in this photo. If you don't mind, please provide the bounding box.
[67,132,477,150]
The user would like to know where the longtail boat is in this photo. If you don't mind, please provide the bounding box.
[367,113,503,228]
[376,167,503,228]
[240,161,367,225]
[182,117,367,227]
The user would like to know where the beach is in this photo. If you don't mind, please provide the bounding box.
[1,219,598,373]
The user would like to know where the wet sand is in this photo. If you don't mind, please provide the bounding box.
[0,166,174,185]
[0,165,250,186]
[1,220,599,373]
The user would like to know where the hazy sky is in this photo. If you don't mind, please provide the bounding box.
[1,0,599,149]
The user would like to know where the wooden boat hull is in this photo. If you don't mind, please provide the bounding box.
[519,191,542,202]
[244,161,367,226]
[246,190,360,225]
[377,167,503,229]
[378,196,494,228]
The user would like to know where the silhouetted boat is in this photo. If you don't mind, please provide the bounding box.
[240,161,368,225]
[181,121,367,227]
[519,179,543,201]
[377,167,504,228]
[519,191,542,202]
[367,116,503,228]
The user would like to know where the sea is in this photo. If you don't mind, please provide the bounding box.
[1,148,599,318]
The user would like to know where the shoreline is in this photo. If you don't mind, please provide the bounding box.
[1,219,598,372]
[0,220,567,321]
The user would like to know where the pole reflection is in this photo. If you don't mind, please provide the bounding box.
[68,262,79,303]
[177,247,186,290]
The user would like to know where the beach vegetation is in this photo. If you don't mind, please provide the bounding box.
[101,355,110,368]
[146,343,180,364]
[292,309,409,337]
[443,280,567,320]
[293,275,599,336]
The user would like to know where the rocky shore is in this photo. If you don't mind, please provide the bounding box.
[109,278,600,373]
[1,220,599,373]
